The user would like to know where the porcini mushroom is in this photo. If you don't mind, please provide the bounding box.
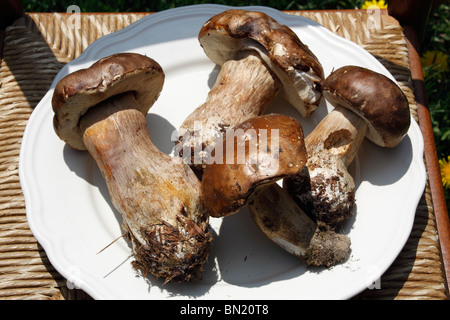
[52,53,211,284]
[249,184,351,267]
[176,9,323,178]
[201,114,307,218]
[284,65,411,228]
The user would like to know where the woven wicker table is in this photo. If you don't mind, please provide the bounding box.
[0,8,448,300]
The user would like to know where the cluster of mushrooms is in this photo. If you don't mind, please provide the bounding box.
[51,10,410,284]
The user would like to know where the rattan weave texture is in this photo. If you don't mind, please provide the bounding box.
[0,11,447,300]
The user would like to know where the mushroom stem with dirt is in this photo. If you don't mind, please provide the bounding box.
[52,53,211,284]
[176,9,323,178]
[249,184,351,267]
[201,114,307,218]
[284,65,411,228]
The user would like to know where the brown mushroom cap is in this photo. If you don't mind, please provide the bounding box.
[201,113,307,218]
[52,53,164,150]
[322,65,410,148]
[198,9,324,117]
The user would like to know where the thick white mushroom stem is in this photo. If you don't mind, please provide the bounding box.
[79,92,211,284]
[307,105,367,167]
[176,50,281,178]
[249,184,351,267]
[284,105,367,228]
[286,65,411,229]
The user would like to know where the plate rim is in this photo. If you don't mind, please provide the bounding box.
[19,4,426,300]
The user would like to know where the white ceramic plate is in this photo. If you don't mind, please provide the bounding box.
[19,4,426,300]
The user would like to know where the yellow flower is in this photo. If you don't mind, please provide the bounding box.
[440,156,450,189]
[361,0,388,10]
[421,50,449,78]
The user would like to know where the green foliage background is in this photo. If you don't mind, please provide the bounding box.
[421,4,450,208]
[422,4,450,159]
